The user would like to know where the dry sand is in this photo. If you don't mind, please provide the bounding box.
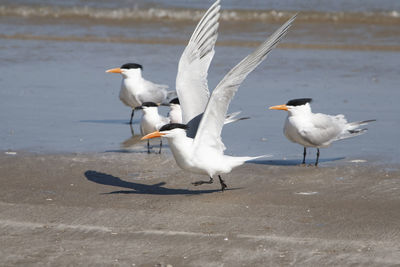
[0,151,399,266]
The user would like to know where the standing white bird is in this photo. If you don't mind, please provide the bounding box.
[106,63,175,124]
[269,98,376,166]
[142,7,297,191]
[167,98,182,124]
[140,102,170,153]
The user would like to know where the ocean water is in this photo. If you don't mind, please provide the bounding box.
[0,0,399,164]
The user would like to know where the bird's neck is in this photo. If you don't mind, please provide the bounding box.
[170,105,181,112]
[123,71,143,81]
[142,109,160,119]
[169,106,182,116]
[288,105,312,117]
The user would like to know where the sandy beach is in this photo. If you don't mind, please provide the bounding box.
[1,151,399,266]
[1,0,400,265]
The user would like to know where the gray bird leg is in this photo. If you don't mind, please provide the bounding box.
[218,175,227,191]
[315,148,320,166]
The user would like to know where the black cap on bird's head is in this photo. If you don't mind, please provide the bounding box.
[286,98,312,107]
[121,63,143,70]
[141,123,188,140]
[159,123,188,132]
[269,98,312,111]
[169,98,180,105]
[106,63,143,74]
[141,102,159,108]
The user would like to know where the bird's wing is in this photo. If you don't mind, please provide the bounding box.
[138,81,168,104]
[145,79,169,92]
[176,0,220,124]
[153,82,169,91]
[224,111,250,124]
[193,15,297,152]
[299,113,345,146]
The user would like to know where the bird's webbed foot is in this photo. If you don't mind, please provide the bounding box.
[192,177,213,186]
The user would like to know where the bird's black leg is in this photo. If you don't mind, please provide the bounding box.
[129,124,134,136]
[129,109,134,125]
[302,147,307,165]
[315,148,320,166]
[159,139,162,154]
[218,175,227,191]
[192,177,213,186]
[147,140,150,154]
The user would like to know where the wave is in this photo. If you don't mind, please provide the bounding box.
[1,4,399,25]
[2,33,400,52]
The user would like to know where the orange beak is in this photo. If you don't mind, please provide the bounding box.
[106,67,122,73]
[141,131,166,140]
[269,104,288,111]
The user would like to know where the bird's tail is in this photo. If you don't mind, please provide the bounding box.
[336,119,376,140]
[235,154,272,163]
[348,119,376,128]
[224,111,251,124]
[246,154,272,161]
[226,154,272,170]
[160,90,178,106]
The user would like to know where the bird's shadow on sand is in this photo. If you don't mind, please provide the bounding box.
[249,157,345,166]
[84,170,233,195]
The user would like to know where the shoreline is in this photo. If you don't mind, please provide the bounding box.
[2,34,400,52]
[1,151,399,265]
[1,148,394,167]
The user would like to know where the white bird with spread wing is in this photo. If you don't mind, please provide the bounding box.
[143,1,296,191]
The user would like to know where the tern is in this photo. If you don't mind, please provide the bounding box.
[168,98,182,124]
[106,63,175,124]
[269,98,376,166]
[140,102,170,153]
[142,3,297,191]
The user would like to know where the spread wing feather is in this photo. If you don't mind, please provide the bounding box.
[176,0,221,125]
[193,14,297,152]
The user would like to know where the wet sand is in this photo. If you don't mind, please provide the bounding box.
[1,151,399,266]
[2,1,400,265]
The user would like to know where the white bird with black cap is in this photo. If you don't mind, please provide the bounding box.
[142,6,297,191]
[139,102,170,153]
[269,98,376,166]
[167,98,182,124]
[106,63,175,124]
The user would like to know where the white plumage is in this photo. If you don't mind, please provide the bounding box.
[167,98,183,124]
[140,102,170,153]
[106,63,174,124]
[142,1,296,191]
[269,98,375,165]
